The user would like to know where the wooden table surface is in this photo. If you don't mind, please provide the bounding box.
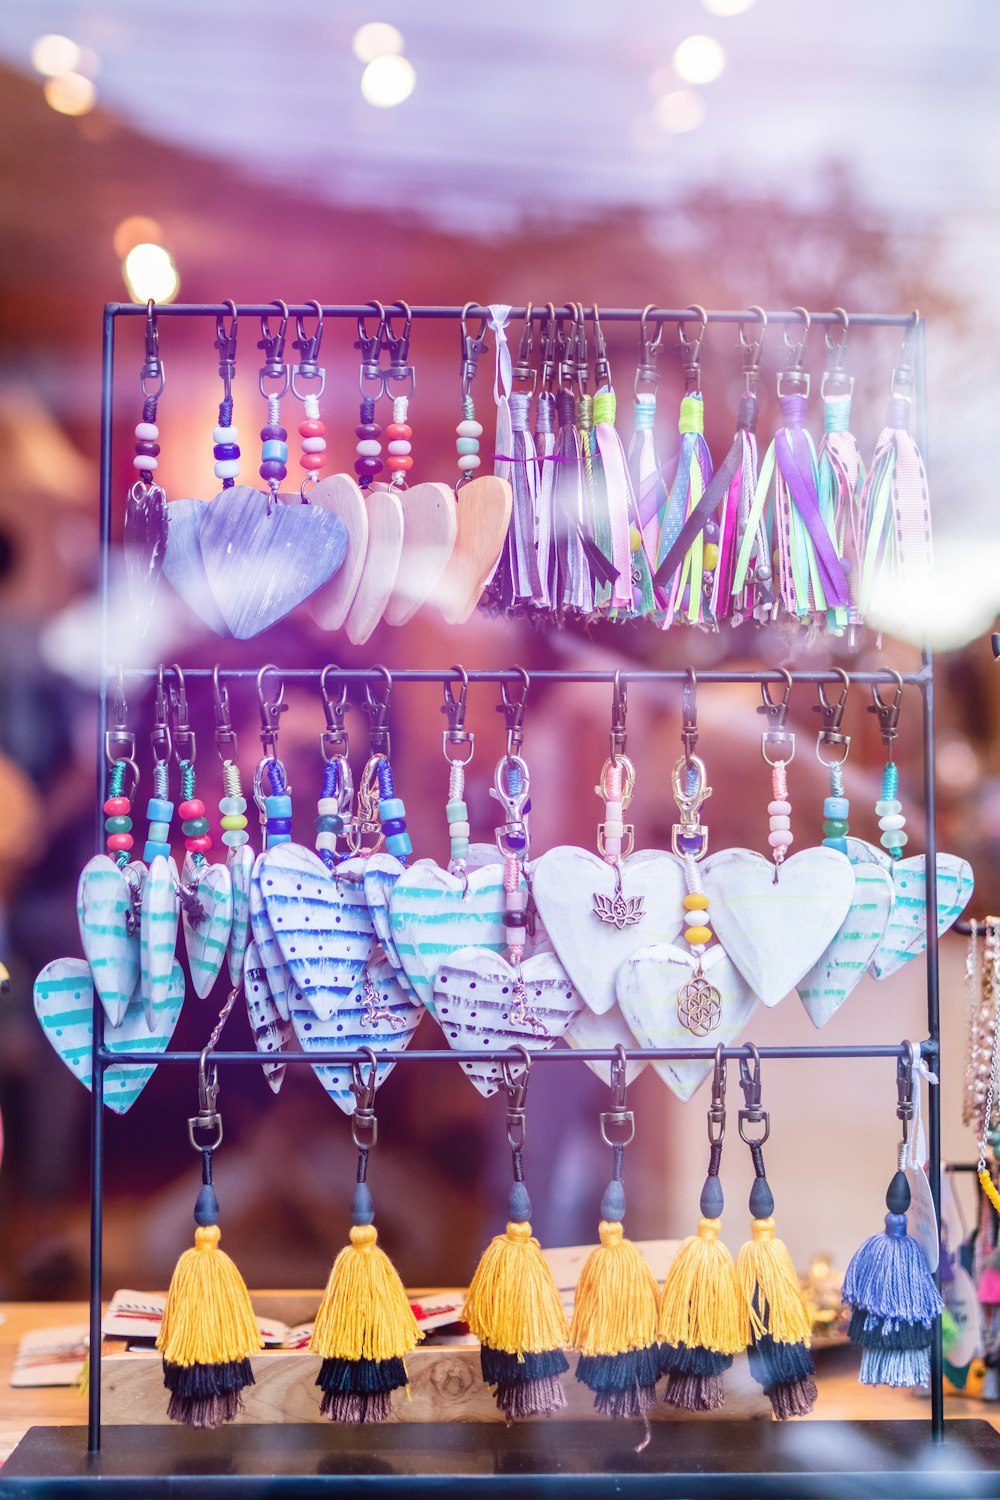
[2,1301,998,1466]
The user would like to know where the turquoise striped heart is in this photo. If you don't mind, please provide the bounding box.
[76,855,141,1028]
[227,845,255,984]
[181,856,233,998]
[363,852,415,996]
[140,854,179,1030]
[259,845,376,1022]
[797,864,895,1026]
[846,838,974,980]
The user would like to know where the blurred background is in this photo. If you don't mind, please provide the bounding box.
[0,0,998,1303]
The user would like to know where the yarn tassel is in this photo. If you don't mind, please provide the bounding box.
[817,385,865,630]
[157,1167,263,1428]
[842,1167,943,1389]
[857,381,932,633]
[310,1175,423,1422]
[594,387,654,615]
[654,393,714,627]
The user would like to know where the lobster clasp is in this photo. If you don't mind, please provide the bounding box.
[671,753,712,860]
[600,1045,635,1148]
[350,1047,379,1151]
[491,754,530,858]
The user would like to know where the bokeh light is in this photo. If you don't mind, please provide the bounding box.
[673,35,726,85]
[360,54,416,108]
[122,243,180,303]
[352,22,405,62]
[702,0,755,15]
[655,89,707,134]
[113,216,165,260]
[43,73,97,116]
[30,34,80,76]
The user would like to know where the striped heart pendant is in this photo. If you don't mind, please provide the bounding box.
[140,854,180,1030]
[181,856,233,998]
[249,851,297,1021]
[77,855,142,1028]
[797,864,895,1027]
[363,853,416,996]
[259,845,376,1022]
[845,838,974,980]
[227,845,255,984]
[244,938,295,1094]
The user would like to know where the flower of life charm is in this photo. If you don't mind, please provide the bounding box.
[677,965,722,1037]
[592,868,644,930]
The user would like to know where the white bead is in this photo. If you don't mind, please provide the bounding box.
[213,425,238,444]
[690,908,711,927]
[604,801,623,821]
[387,440,411,455]
[214,459,240,479]
[301,436,327,453]
[457,419,484,437]
[317,797,340,816]
[448,821,470,839]
[505,887,527,910]
[603,821,625,838]
[878,813,906,831]
[356,439,381,457]
[769,814,791,830]
[133,454,157,471]
[767,799,791,816]
[315,832,338,851]
[135,421,159,440]
[457,454,481,472]
[768,829,793,848]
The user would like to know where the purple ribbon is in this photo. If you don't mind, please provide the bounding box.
[776,395,848,608]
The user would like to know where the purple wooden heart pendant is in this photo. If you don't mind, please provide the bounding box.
[161,498,230,637]
[199,486,348,638]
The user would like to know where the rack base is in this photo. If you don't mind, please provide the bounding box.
[4,1420,1000,1497]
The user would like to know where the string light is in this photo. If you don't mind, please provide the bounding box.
[655,89,707,134]
[122,243,180,304]
[31,34,80,76]
[352,22,404,62]
[44,73,97,116]
[360,54,416,108]
[673,35,726,85]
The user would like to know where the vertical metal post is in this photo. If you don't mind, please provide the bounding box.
[96,305,115,850]
[87,1050,105,1452]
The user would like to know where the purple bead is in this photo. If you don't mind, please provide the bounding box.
[702,521,720,543]
[676,833,703,855]
[505,831,527,852]
[354,457,382,477]
[355,423,381,440]
[213,443,239,460]
[134,440,160,457]
[260,425,287,442]
[260,459,286,480]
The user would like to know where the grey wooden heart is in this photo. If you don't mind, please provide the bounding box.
[161,497,229,636]
[702,846,855,1006]
[530,847,686,1016]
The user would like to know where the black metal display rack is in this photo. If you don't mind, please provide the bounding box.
[5,303,1000,1498]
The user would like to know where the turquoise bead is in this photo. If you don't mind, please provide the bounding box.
[450,839,469,858]
[875,799,902,816]
[105,815,132,834]
[143,839,171,862]
[222,829,250,847]
[219,795,247,815]
[315,814,343,834]
[446,799,468,822]
[181,816,210,837]
[148,820,170,842]
[267,831,292,847]
[385,831,412,857]
[265,795,292,818]
[822,836,849,855]
[147,797,173,822]
[823,797,849,819]
[455,437,480,456]
[880,829,908,850]
[379,797,405,820]
[261,439,288,462]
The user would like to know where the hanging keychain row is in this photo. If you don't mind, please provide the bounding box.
[124,301,930,642]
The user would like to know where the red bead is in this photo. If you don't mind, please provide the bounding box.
[106,833,133,852]
[104,796,130,816]
[385,423,413,441]
[298,418,325,437]
[300,452,325,470]
[185,834,212,854]
[387,455,414,472]
[178,799,205,821]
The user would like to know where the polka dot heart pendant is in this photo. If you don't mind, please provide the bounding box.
[243,938,294,1094]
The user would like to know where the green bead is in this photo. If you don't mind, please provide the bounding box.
[105,815,133,834]
[875,799,902,816]
[822,818,849,836]
[220,814,247,831]
[455,437,480,456]
[219,795,247,815]
[446,799,468,822]
[181,816,210,837]
[880,829,909,850]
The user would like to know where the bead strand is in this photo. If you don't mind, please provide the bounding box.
[103,760,134,867]
[315,757,347,870]
[259,393,288,493]
[177,760,211,866]
[456,393,482,478]
[376,759,412,863]
[133,393,160,479]
[262,760,293,850]
[446,759,469,874]
[876,761,908,857]
[354,396,382,488]
[600,761,624,863]
[767,760,793,866]
[218,758,249,852]
[682,855,712,952]
[213,384,240,487]
[298,392,326,484]
[503,852,527,964]
[144,758,173,864]
[385,395,413,488]
[821,760,849,855]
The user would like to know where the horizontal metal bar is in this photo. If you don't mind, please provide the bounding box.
[113,666,930,687]
[96,1042,929,1067]
[106,301,917,328]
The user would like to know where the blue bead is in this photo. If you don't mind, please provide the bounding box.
[264,795,292,818]
[213,443,240,461]
[266,817,293,834]
[823,797,849,819]
[143,839,171,862]
[822,836,849,855]
[381,817,406,837]
[315,814,343,834]
[146,797,173,822]
[378,797,405,820]
[219,795,247,815]
[385,831,412,857]
[267,832,293,847]
[261,439,288,462]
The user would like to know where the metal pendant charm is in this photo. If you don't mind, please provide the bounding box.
[677,965,723,1037]
[592,868,645,930]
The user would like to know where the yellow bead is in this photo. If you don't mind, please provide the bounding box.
[683,893,709,910]
[685,925,712,946]
[220,814,248,831]
[629,525,643,553]
[703,542,719,570]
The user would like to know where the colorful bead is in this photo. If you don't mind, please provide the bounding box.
[880,829,909,851]
[878,813,906,831]
[147,797,174,822]
[446,799,467,822]
[822,818,849,837]
[684,925,712,947]
[457,454,481,472]
[266,817,293,835]
[456,419,483,438]
[185,834,212,854]
[135,421,159,441]
[214,425,240,444]
[147,820,170,843]
[104,815,132,834]
[265,795,292,819]
[261,440,288,463]
[703,543,720,570]
[222,829,250,848]
[214,459,240,480]
[456,437,480,456]
[267,832,293,847]
[768,829,793,849]
[132,455,158,471]
[220,795,248,815]
[381,816,406,837]
[767,799,791,816]
[875,799,902,817]
[316,797,341,817]
[104,796,130,816]
[683,892,709,910]
[261,424,288,441]
[378,797,405,821]
[181,816,210,837]
[823,797,849,819]
[260,459,285,482]
[385,831,412,857]
[144,839,171,862]
[299,419,325,438]
[315,831,339,852]
[220,813,248,832]
[178,798,205,821]
[315,814,343,834]
[107,832,133,853]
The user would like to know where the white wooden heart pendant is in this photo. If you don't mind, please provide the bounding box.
[162,497,230,637]
[181,856,233,999]
[34,956,183,1113]
[531,847,686,1016]
[797,864,895,1027]
[244,938,295,1094]
[383,481,458,626]
[363,853,416,996]
[845,838,974,981]
[77,855,142,1028]
[139,854,180,1029]
[617,944,757,1101]
[291,953,423,1113]
[306,473,370,630]
[565,1004,646,1088]
[432,947,582,1099]
[227,845,255,985]
[433,476,512,624]
[259,845,376,1021]
[703,846,855,1006]
[344,488,404,644]
[249,852,296,1022]
[389,859,536,1017]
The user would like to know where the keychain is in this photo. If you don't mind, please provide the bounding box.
[124,300,169,632]
[816,310,865,634]
[653,308,716,628]
[590,307,656,618]
[488,304,544,611]
[627,306,668,592]
[139,666,183,1029]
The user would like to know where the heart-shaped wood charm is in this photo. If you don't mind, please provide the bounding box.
[797,864,895,1027]
[845,837,974,981]
[702,847,855,1006]
[249,854,296,1022]
[139,854,180,1030]
[124,481,168,634]
[180,856,234,998]
[306,473,370,630]
[531,847,687,1016]
[291,953,423,1113]
[344,488,405,644]
[363,853,415,996]
[259,845,376,1022]
[199,485,348,639]
[565,1003,647,1087]
[161,498,230,637]
[389,859,537,1018]
[383,482,458,626]
[244,938,295,1094]
[433,476,512,624]
[227,845,255,985]
[433,947,582,1098]
[77,855,141,1028]
[34,957,183,1113]
[617,944,758,1100]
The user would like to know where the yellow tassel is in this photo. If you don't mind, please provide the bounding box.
[310,1223,423,1362]
[463,1221,569,1356]
[979,1169,1000,1214]
[658,1217,745,1356]
[569,1221,659,1357]
[156,1225,263,1367]
[736,1217,811,1345]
